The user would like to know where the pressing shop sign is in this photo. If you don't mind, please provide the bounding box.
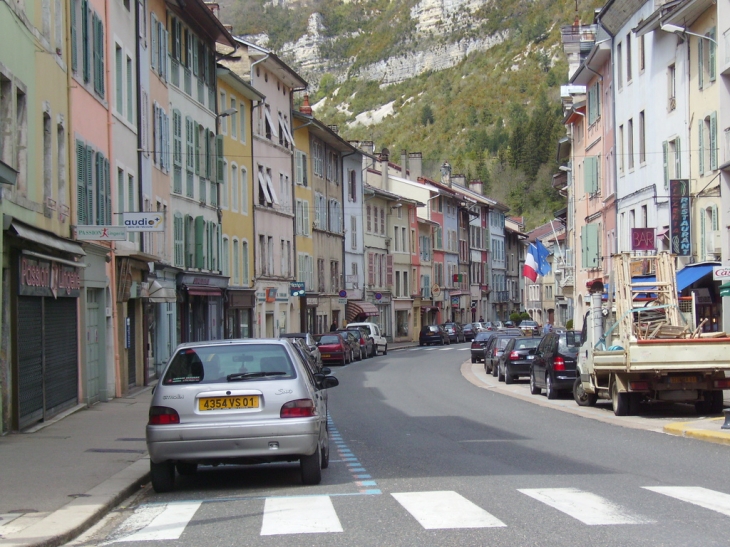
[19,256,80,297]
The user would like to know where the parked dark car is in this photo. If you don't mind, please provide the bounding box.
[279,333,323,370]
[519,320,540,336]
[285,336,324,373]
[462,323,479,341]
[471,332,497,363]
[346,327,373,359]
[485,332,523,376]
[441,322,465,343]
[314,333,351,366]
[497,336,542,384]
[335,330,363,361]
[420,325,449,346]
[530,330,582,399]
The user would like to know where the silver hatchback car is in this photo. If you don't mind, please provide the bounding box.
[146,339,339,492]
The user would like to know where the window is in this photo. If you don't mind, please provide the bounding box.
[627,118,634,170]
[222,237,229,277]
[92,12,105,97]
[230,98,237,138]
[366,205,371,232]
[402,227,407,253]
[43,112,51,202]
[639,32,645,72]
[698,28,717,90]
[328,199,342,233]
[295,150,308,186]
[380,207,385,234]
[616,42,623,88]
[221,160,228,208]
[618,124,624,174]
[239,105,245,142]
[351,216,357,250]
[220,91,227,134]
[231,164,238,211]
[241,167,248,213]
[394,226,400,251]
[348,169,356,201]
[126,56,133,124]
[662,137,681,188]
[668,64,676,111]
[242,240,249,284]
[312,140,324,177]
[699,112,718,174]
[625,32,632,82]
[639,111,646,164]
[588,81,601,125]
[75,141,110,225]
[115,45,123,113]
[233,239,240,284]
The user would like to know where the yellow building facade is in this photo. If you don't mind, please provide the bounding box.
[293,111,315,332]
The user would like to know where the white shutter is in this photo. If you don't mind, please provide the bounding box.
[303,202,310,235]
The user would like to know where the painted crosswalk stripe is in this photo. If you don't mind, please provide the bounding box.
[458,348,470,351]
[438,348,453,351]
[260,496,343,535]
[112,502,202,542]
[392,491,506,529]
[518,488,649,525]
[643,486,730,517]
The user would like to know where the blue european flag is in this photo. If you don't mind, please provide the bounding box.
[535,239,552,277]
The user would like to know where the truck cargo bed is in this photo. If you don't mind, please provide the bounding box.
[592,338,730,373]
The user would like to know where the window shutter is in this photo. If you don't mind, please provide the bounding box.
[351,215,357,249]
[174,18,181,61]
[701,210,706,256]
[712,204,719,231]
[583,156,594,194]
[675,137,681,178]
[173,109,182,166]
[194,123,200,174]
[174,213,183,266]
[162,27,169,82]
[104,158,111,224]
[314,193,321,228]
[184,214,192,267]
[195,215,205,268]
[82,0,90,82]
[699,120,705,175]
[150,14,157,71]
[698,38,704,89]
[302,153,307,186]
[216,134,224,183]
[71,0,78,72]
[296,200,303,234]
[586,223,599,268]
[366,205,371,232]
[185,117,194,170]
[303,202,310,235]
[710,111,718,170]
[596,81,601,118]
[76,141,86,224]
[367,252,374,285]
[386,254,393,286]
[662,141,669,188]
[709,29,716,82]
[97,15,105,96]
[86,146,94,223]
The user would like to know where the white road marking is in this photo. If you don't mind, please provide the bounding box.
[438,348,453,351]
[392,491,506,529]
[518,488,650,525]
[644,486,730,517]
[111,502,202,542]
[260,496,343,535]
[458,348,470,351]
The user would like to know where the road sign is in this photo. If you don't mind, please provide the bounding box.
[76,226,127,240]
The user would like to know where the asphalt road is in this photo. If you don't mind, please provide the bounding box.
[71,344,730,547]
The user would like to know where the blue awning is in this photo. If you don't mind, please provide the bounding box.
[677,264,716,291]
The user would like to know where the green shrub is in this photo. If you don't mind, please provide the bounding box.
[566,319,573,330]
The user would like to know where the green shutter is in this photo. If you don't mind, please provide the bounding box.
[185,117,194,170]
[174,213,183,266]
[712,204,719,231]
[584,223,599,268]
[662,141,669,188]
[105,158,111,224]
[194,123,200,175]
[82,0,90,82]
[192,35,198,76]
[96,154,105,225]
[710,111,718,170]
[584,156,594,194]
[195,215,205,268]
[150,14,157,71]
[596,81,601,118]
[86,145,94,223]
[184,214,192,268]
[173,109,182,166]
[710,29,717,82]
[76,141,86,224]
[701,209,706,256]
[698,38,704,89]
[70,0,77,72]
[204,129,210,180]
[216,134,224,183]
[699,119,705,175]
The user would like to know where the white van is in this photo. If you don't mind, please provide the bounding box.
[347,322,387,356]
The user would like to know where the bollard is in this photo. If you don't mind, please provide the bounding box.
[722,409,730,430]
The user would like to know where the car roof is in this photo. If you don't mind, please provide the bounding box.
[175,338,287,350]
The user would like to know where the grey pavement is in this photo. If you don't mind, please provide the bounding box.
[0,388,152,547]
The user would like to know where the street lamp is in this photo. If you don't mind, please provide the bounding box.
[661,23,718,44]
[217,107,238,119]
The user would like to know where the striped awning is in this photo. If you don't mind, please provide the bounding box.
[346,301,379,322]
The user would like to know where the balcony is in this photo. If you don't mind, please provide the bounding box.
[493,290,509,302]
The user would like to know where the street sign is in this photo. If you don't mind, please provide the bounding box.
[76,225,127,241]
[339,290,347,298]
[122,212,165,232]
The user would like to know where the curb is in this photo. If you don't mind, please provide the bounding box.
[0,459,150,547]
[663,419,730,446]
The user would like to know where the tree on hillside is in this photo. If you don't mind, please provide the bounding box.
[421,104,435,126]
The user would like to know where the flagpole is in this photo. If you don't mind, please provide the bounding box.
[549,220,564,265]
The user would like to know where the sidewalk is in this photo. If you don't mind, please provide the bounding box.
[0,388,153,547]
[663,416,730,445]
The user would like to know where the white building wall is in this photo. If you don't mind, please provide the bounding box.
[344,153,364,300]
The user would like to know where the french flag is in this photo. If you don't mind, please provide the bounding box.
[523,243,539,282]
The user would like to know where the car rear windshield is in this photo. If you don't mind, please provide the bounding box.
[559,332,581,353]
[496,338,513,349]
[423,326,439,332]
[475,333,492,341]
[515,339,541,349]
[163,345,296,385]
[315,335,341,345]
[345,330,363,340]
[521,321,537,327]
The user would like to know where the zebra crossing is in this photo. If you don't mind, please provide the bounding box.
[105,485,730,541]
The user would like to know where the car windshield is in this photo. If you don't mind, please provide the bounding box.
[345,330,363,340]
[316,335,341,345]
[559,331,581,354]
[521,321,537,327]
[515,339,541,349]
[163,344,295,385]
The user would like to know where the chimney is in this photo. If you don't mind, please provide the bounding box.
[206,2,220,18]
[401,150,407,178]
[440,161,452,187]
[452,174,466,188]
[408,152,422,179]
[380,148,390,191]
[300,94,312,115]
[469,180,484,194]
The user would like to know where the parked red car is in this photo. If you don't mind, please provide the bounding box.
[314,333,351,366]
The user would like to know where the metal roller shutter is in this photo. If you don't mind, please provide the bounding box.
[44,298,78,414]
[18,297,43,428]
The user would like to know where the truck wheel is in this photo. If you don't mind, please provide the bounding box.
[611,382,631,416]
[573,377,597,407]
[530,370,541,395]
[711,391,725,414]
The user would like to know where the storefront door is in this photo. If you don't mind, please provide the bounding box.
[86,289,102,404]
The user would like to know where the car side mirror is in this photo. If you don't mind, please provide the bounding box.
[319,376,339,389]
[321,367,331,375]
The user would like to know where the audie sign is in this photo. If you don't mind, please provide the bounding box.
[122,212,165,232]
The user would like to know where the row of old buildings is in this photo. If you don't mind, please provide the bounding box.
[532,0,730,334]
[0,0,529,432]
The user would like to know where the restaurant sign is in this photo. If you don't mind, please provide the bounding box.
[669,179,691,256]
[19,256,80,297]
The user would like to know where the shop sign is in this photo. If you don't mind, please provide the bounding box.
[306,297,319,307]
[669,179,691,256]
[265,288,277,303]
[451,296,460,308]
[692,288,712,305]
[122,212,165,232]
[713,266,730,281]
[179,274,228,288]
[76,225,127,241]
[337,298,347,304]
[290,282,305,296]
[631,228,655,251]
[19,256,81,298]
[720,283,730,298]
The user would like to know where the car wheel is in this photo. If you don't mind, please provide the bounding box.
[471,356,477,364]
[321,429,330,470]
[530,370,541,395]
[300,448,322,485]
[341,354,347,367]
[504,364,514,384]
[573,377,597,406]
[546,373,558,399]
[150,461,175,493]
[491,361,498,377]
[383,344,388,355]
[175,462,198,476]
[498,363,505,382]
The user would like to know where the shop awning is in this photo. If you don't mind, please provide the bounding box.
[421,306,439,312]
[9,219,85,256]
[186,286,222,297]
[346,301,379,322]
[148,280,177,303]
[677,264,716,291]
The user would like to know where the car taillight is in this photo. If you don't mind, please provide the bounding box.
[509,351,520,361]
[148,406,180,425]
[493,348,499,356]
[629,381,650,391]
[280,399,317,418]
[471,341,480,349]
[715,379,730,389]
[553,356,566,371]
